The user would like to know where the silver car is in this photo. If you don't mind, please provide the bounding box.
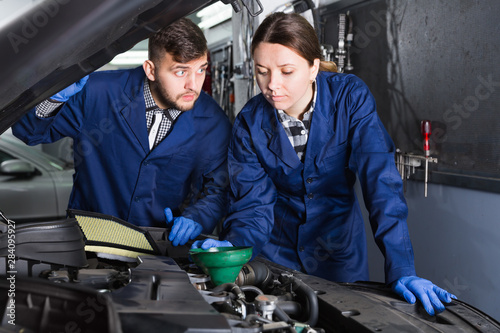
[0,133,72,222]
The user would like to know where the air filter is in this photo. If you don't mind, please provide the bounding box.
[68,209,159,260]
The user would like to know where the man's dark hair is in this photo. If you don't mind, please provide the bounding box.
[149,17,207,63]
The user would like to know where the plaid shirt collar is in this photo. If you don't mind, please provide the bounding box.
[144,79,159,111]
[143,79,182,149]
[275,81,317,162]
[143,78,181,123]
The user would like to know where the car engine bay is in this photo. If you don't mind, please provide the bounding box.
[1,212,500,333]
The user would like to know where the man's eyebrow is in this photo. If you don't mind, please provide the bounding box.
[171,62,209,70]
[171,64,190,70]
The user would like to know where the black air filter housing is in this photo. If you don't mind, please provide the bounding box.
[0,276,121,333]
[0,218,87,271]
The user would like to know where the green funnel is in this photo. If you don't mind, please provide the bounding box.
[189,246,252,286]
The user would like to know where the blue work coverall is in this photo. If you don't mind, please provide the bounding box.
[13,67,232,231]
[221,71,416,284]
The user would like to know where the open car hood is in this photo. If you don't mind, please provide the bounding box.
[0,0,216,134]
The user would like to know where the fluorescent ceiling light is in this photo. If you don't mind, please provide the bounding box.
[197,2,232,29]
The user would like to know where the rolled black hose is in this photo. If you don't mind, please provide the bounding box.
[251,261,273,287]
[280,275,319,327]
[237,261,273,289]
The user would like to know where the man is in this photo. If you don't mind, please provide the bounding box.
[13,18,232,246]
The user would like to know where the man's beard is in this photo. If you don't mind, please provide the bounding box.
[150,80,198,111]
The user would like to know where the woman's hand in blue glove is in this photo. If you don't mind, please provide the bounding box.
[392,276,457,316]
[164,208,202,246]
[191,239,233,250]
[50,75,89,102]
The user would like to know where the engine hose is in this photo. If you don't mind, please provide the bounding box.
[280,275,319,327]
[274,304,294,324]
[276,300,302,317]
[245,314,272,324]
[272,307,299,333]
[213,301,243,318]
[246,312,298,333]
[240,285,264,296]
[212,283,245,300]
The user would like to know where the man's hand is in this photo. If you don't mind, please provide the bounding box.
[50,75,89,102]
[392,275,457,316]
[164,208,202,246]
[191,239,233,250]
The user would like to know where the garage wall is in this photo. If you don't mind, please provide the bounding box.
[322,0,500,321]
[361,181,500,321]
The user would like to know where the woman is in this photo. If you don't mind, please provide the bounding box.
[193,12,455,316]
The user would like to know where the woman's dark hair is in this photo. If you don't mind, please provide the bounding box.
[149,18,207,64]
[251,12,336,72]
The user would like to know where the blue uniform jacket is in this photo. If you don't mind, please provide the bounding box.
[13,67,232,230]
[221,71,416,284]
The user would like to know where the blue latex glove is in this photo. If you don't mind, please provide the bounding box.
[164,207,202,246]
[50,75,89,102]
[392,276,457,316]
[191,239,233,250]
